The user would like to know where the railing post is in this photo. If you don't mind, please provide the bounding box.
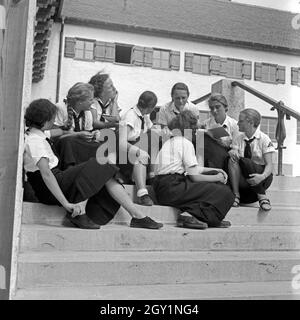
[275,102,287,176]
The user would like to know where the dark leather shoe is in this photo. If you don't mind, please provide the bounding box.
[130,216,163,229]
[211,220,231,228]
[177,214,208,229]
[67,214,100,229]
[138,194,154,206]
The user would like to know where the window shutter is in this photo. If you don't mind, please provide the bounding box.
[170,50,180,70]
[105,42,115,62]
[242,60,252,79]
[210,56,221,75]
[254,62,262,81]
[64,37,76,58]
[276,65,285,84]
[94,41,106,61]
[131,46,144,66]
[143,47,153,67]
[219,57,227,77]
[291,67,299,85]
[184,52,193,72]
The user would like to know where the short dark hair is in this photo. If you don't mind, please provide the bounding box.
[240,108,261,128]
[171,82,190,97]
[25,99,57,129]
[168,109,198,134]
[88,72,109,98]
[137,91,157,109]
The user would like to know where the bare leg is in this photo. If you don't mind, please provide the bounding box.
[132,163,148,196]
[105,178,145,219]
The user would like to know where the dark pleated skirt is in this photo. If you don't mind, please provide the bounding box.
[152,173,234,227]
[26,158,120,225]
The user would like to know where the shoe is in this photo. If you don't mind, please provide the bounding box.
[177,214,208,229]
[138,194,154,206]
[130,216,163,229]
[232,195,240,207]
[67,214,100,229]
[259,198,272,211]
[211,220,231,228]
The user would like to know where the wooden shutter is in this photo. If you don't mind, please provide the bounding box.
[170,50,180,70]
[64,37,75,58]
[94,41,106,61]
[276,65,285,84]
[131,46,144,66]
[254,62,262,81]
[291,67,300,85]
[219,57,227,77]
[143,47,153,67]
[104,42,115,62]
[210,56,221,75]
[242,60,252,79]
[184,52,193,72]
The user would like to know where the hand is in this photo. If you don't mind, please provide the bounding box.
[64,202,83,217]
[247,173,264,186]
[217,169,228,184]
[78,131,94,141]
[228,149,240,162]
[217,172,226,184]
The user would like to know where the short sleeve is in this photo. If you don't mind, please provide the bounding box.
[262,135,276,154]
[27,136,52,166]
[122,109,137,129]
[182,138,198,169]
[54,103,68,127]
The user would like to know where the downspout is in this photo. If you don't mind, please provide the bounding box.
[56,15,64,103]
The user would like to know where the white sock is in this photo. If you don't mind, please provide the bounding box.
[137,188,148,198]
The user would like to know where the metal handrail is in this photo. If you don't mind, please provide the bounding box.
[192,93,211,105]
[232,81,300,175]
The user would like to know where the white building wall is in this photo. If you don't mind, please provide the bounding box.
[32,23,300,175]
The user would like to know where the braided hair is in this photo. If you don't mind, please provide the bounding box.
[63,82,94,131]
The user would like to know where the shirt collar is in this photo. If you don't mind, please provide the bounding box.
[27,127,48,139]
[133,105,143,117]
[97,97,111,109]
[169,101,191,114]
[242,128,262,140]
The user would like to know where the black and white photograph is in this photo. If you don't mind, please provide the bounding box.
[1,0,300,306]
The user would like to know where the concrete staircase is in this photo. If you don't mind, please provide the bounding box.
[12,176,300,300]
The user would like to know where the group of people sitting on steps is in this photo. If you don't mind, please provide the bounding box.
[23,71,275,231]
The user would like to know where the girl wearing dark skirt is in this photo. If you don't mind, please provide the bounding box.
[24,99,163,229]
[228,108,275,211]
[152,110,234,229]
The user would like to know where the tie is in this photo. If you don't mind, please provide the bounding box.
[73,111,84,132]
[138,116,145,131]
[244,137,255,159]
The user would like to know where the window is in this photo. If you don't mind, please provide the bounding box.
[255,62,285,84]
[297,120,300,144]
[291,67,300,86]
[115,44,133,64]
[226,58,243,79]
[74,39,94,60]
[184,53,251,79]
[260,117,277,142]
[152,49,170,69]
[192,54,210,75]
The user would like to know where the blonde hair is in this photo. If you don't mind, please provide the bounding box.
[240,108,261,128]
[208,93,228,111]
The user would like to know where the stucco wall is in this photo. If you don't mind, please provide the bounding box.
[31,24,300,175]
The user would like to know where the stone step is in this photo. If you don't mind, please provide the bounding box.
[20,224,300,252]
[271,176,300,190]
[22,202,300,226]
[17,250,300,288]
[13,281,300,300]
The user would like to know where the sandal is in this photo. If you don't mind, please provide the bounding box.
[259,198,272,211]
[232,195,240,207]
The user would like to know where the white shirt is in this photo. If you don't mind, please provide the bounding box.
[24,128,58,172]
[121,105,153,141]
[155,136,198,175]
[157,101,199,127]
[90,96,121,121]
[202,115,239,148]
[232,128,276,165]
[54,103,93,131]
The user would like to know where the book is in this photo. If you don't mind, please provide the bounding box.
[207,126,229,139]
